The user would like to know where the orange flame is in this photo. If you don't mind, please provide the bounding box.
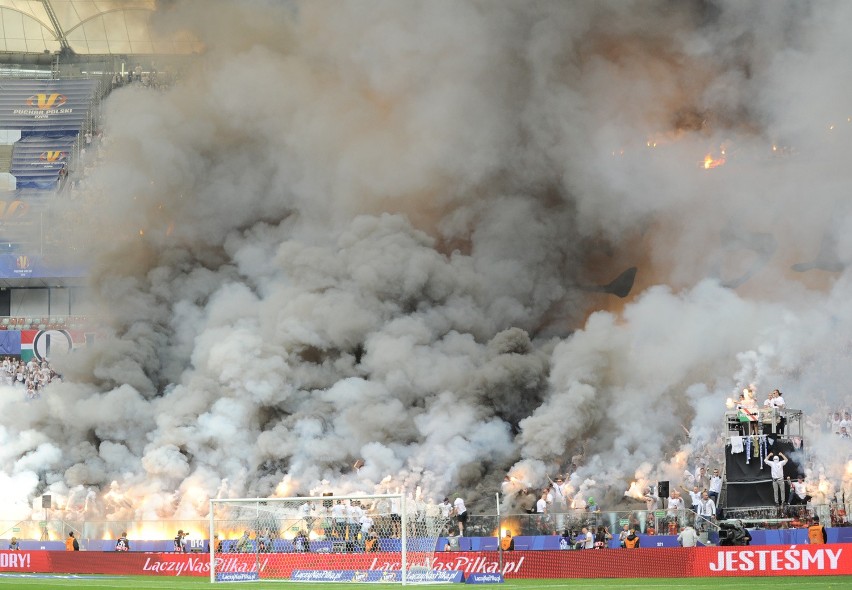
[702,153,726,169]
[491,517,522,538]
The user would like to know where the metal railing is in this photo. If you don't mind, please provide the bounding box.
[0,315,91,331]
[467,508,720,539]
[0,508,737,544]
[724,408,804,439]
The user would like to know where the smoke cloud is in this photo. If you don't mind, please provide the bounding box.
[3,0,852,522]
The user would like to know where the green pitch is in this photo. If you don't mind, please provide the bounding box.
[0,577,851,589]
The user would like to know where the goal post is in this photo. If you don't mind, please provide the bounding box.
[209,493,452,584]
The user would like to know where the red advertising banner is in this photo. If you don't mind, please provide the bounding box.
[0,546,849,579]
[691,545,850,576]
[0,551,50,571]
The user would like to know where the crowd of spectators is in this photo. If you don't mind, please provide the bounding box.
[110,64,178,91]
[827,410,852,439]
[2,356,60,399]
[495,385,852,545]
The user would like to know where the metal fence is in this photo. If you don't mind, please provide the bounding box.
[0,508,730,544]
[3,503,848,544]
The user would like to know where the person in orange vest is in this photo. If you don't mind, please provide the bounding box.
[623,529,640,548]
[500,531,514,551]
[65,531,79,551]
[808,517,827,544]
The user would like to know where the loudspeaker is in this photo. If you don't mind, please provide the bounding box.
[42,495,51,509]
[657,481,670,498]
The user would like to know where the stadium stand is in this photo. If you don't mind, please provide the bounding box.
[0,78,99,190]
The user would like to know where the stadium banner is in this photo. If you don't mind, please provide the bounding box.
[0,551,50,571]
[0,253,87,279]
[0,546,850,578]
[692,545,850,576]
[0,79,98,132]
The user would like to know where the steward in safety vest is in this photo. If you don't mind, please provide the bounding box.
[808,517,827,544]
[500,531,514,551]
[623,530,640,548]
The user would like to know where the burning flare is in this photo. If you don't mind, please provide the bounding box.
[702,152,726,169]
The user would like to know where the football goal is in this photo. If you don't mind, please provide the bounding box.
[209,493,452,584]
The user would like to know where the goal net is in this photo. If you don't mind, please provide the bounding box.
[209,494,453,584]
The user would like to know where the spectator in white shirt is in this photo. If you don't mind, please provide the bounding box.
[677,524,699,547]
[452,497,467,537]
[709,469,723,503]
[697,492,716,531]
[764,452,788,505]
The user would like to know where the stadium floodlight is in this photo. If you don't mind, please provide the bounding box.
[209,493,451,584]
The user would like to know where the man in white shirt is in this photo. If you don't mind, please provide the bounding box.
[581,526,594,550]
[764,389,787,434]
[347,501,363,538]
[550,477,567,511]
[708,469,723,508]
[331,501,347,539]
[360,510,374,535]
[299,501,315,533]
[677,524,699,547]
[840,411,851,435]
[667,491,684,525]
[764,452,788,505]
[694,466,709,491]
[697,492,716,532]
[452,497,467,537]
[788,476,809,505]
[681,485,701,513]
[643,486,659,533]
[535,492,548,514]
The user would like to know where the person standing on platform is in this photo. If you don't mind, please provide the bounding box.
[452,497,468,537]
[709,469,723,503]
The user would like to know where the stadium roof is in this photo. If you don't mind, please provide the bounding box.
[0,0,201,55]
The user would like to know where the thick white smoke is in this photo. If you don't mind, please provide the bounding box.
[2,0,852,523]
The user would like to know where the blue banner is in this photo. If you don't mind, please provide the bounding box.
[0,331,21,355]
[0,253,86,279]
[215,572,259,582]
[466,572,504,584]
[290,570,464,583]
[11,133,78,189]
